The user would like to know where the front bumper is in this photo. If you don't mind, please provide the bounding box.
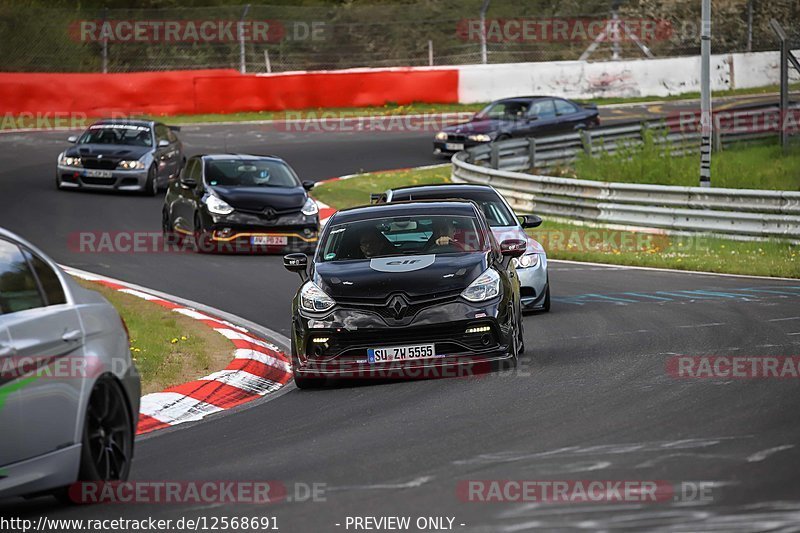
[433,138,489,154]
[292,298,515,379]
[57,165,149,191]
[517,254,548,309]
[199,210,319,253]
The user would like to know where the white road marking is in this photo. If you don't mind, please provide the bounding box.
[768,316,800,322]
[678,323,726,328]
[747,445,795,462]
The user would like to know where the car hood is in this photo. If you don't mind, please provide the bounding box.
[67,144,151,159]
[209,185,306,211]
[314,252,489,300]
[492,226,545,254]
[443,118,515,135]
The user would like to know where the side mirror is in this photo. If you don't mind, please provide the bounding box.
[302,180,315,191]
[518,214,543,229]
[158,139,170,147]
[500,239,526,259]
[284,253,309,282]
[67,135,78,143]
[179,176,197,189]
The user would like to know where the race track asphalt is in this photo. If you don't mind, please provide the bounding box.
[1,96,799,531]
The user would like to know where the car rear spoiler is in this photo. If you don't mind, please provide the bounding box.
[168,125,182,132]
[582,103,598,110]
[370,193,382,204]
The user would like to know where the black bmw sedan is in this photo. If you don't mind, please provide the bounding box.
[162,154,320,253]
[283,201,526,388]
[433,96,599,154]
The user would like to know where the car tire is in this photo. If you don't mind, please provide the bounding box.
[144,165,158,197]
[495,134,511,142]
[541,280,551,313]
[54,376,134,504]
[294,374,325,389]
[193,214,213,253]
[162,208,180,246]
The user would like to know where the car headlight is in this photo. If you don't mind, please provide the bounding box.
[301,197,319,216]
[205,194,234,215]
[461,268,501,302]
[513,253,540,269]
[468,134,492,142]
[59,154,82,167]
[117,160,145,170]
[299,281,335,312]
[435,132,448,141]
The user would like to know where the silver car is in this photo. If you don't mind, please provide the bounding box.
[0,227,140,501]
[375,184,550,312]
[56,119,184,196]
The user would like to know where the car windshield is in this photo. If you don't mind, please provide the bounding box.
[393,191,517,227]
[205,159,300,188]
[78,124,153,146]
[475,101,530,120]
[319,214,488,262]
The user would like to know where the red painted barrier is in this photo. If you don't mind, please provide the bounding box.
[0,68,459,118]
[0,70,237,117]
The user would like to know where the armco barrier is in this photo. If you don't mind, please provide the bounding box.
[452,146,800,240]
[0,68,459,117]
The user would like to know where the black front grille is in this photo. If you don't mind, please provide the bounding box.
[307,322,499,360]
[236,206,301,217]
[446,134,467,142]
[336,290,462,323]
[81,176,116,185]
[82,158,118,170]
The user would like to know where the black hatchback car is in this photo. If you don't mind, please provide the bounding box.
[283,201,526,388]
[162,154,320,253]
[433,96,599,154]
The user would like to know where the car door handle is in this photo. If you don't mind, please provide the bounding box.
[62,329,82,342]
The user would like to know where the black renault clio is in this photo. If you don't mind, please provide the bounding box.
[283,201,526,388]
[163,154,320,253]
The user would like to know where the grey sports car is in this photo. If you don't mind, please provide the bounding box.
[0,227,140,501]
[56,119,184,196]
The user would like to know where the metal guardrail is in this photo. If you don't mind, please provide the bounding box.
[452,109,800,239]
[464,104,799,175]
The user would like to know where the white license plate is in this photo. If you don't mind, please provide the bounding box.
[368,343,437,364]
[85,170,113,178]
[251,235,288,246]
[445,142,464,151]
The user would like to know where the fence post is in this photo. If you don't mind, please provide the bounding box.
[527,138,536,170]
[580,130,592,156]
[239,4,251,74]
[101,7,108,74]
[428,40,433,66]
[490,143,499,169]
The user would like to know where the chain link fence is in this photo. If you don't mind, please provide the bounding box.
[0,0,797,73]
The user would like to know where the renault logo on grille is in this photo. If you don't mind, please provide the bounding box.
[387,294,409,319]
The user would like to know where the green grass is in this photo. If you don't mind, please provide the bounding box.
[313,165,451,210]
[573,136,800,191]
[312,166,799,278]
[77,279,233,394]
[528,218,799,278]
